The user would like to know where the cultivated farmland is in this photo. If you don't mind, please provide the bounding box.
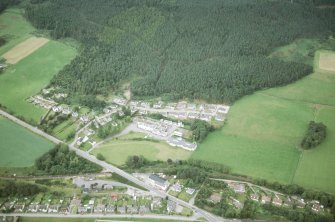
[318,51,335,72]
[2,36,49,64]
[92,133,192,166]
[192,50,335,194]
[0,116,54,167]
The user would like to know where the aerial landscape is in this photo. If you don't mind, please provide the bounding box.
[0,0,334,222]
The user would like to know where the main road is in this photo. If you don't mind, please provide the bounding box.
[0,109,234,222]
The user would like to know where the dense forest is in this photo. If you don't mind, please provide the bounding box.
[23,0,335,104]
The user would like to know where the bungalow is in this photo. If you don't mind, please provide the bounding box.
[261,195,271,204]
[186,188,196,195]
[209,193,221,203]
[14,204,25,212]
[117,206,126,214]
[151,197,162,209]
[188,112,199,119]
[48,204,60,213]
[28,204,39,213]
[153,101,164,109]
[127,205,138,214]
[167,200,176,213]
[72,112,79,118]
[94,204,105,213]
[250,194,259,202]
[139,205,149,214]
[149,174,170,191]
[217,105,230,114]
[78,206,88,214]
[171,183,182,193]
[105,205,115,213]
[228,183,245,194]
[37,204,48,213]
[272,197,283,206]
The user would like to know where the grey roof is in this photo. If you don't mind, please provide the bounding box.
[149,174,167,186]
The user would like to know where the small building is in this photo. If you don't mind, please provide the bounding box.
[209,193,221,203]
[171,183,182,193]
[272,197,283,206]
[261,195,271,204]
[186,188,195,195]
[28,204,39,213]
[149,174,170,191]
[228,183,245,193]
[151,197,162,209]
[94,204,105,213]
[105,205,115,213]
[167,137,197,151]
[139,205,149,214]
[250,194,259,202]
[167,200,176,213]
[78,206,88,214]
[14,204,25,212]
[37,204,48,213]
[48,204,60,213]
[127,205,138,214]
[117,206,126,214]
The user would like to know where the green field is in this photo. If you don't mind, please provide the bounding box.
[192,52,335,193]
[92,133,192,166]
[0,9,77,123]
[0,116,54,167]
[0,8,35,55]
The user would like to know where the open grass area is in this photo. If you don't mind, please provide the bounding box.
[0,8,34,55]
[92,133,192,166]
[0,8,77,123]
[192,51,335,194]
[0,116,54,167]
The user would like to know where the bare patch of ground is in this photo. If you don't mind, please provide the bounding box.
[319,52,335,73]
[2,37,49,64]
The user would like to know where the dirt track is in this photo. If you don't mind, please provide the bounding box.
[2,37,49,64]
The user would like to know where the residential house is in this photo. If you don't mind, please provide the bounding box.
[94,204,105,213]
[117,206,126,214]
[186,188,195,195]
[167,200,176,213]
[171,183,182,193]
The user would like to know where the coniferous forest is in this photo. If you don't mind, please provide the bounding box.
[24,0,335,104]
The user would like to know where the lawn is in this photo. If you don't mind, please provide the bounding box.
[192,50,335,193]
[92,133,192,166]
[0,116,54,167]
[0,8,77,123]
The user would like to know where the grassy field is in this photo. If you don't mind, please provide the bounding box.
[0,116,54,167]
[0,8,77,123]
[192,51,335,193]
[0,8,35,55]
[92,133,192,166]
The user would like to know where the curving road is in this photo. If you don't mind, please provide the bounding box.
[0,109,233,222]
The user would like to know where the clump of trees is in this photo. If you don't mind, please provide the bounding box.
[125,155,148,169]
[191,120,213,142]
[35,144,102,175]
[0,181,45,198]
[301,121,327,149]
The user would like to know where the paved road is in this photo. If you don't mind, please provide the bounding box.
[0,213,198,221]
[0,109,230,222]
